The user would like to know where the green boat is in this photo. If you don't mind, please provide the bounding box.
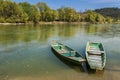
[86,42,106,70]
[51,41,86,65]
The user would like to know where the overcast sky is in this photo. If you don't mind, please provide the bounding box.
[12,0,120,11]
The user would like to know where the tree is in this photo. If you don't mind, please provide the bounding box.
[51,10,58,21]
[0,1,28,23]
[36,2,50,21]
[74,13,80,22]
[84,10,96,22]
[29,5,40,23]
[36,2,57,22]
[0,1,116,23]
[95,14,105,23]
[42,9,57,22]
[19,2,32,21]
[84,10,105,23]
[58,7,80,22]
[57,7,65,21]
[36,2,50,12]
[105,17,113,23]
[19,2,40,23]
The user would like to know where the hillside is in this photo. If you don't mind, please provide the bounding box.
[95,7,120,20]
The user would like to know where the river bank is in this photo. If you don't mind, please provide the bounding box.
[0,21,120,26]
[0,22,89,25]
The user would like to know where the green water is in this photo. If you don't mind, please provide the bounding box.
[0,24,120,80]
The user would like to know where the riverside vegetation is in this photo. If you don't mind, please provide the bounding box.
[0,0,120,24]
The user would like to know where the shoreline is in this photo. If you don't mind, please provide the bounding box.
[0,22,89,25]
[0,21,119,26]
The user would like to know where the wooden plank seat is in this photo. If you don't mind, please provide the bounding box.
[90,59,102,63]
[88,57,101,62]
[70,51,76,56]
[69,57,86,62]
[87,50,104,55]
[89,62,102,66]
[88,54,102,57]
[90,47,99,50]
[57,49,68,53]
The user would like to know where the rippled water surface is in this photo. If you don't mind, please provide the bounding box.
[0,24,120,80]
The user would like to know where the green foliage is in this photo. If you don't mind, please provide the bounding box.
[0,17,5,23]
[18,12,28,23]
[57,7,65,21]
[0,1,28,23]
[36,2,58,22]
[0,1,118,23]
[36,2,50,12]
[30,5,40,23]
[42,9,58,22]
[58,7,80,22]
[19,2,33,21]
[51,10,58,21]
[74,13,81,22]
[105,17,113,23]
[84,10,105,23]
[19,2,40,23]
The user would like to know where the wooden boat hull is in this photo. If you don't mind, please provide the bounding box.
[52,48,83,65]
[85,42,106,70]
[51,41,85,65]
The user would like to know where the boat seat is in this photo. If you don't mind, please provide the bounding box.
[57,49,68,53]
[88,52,101,55]
[54,46,61,50]
[89,62,102,67]
[88,57,101,60]
[87,51,103,55]
[70,51,76,56]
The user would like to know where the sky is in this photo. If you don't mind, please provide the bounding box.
[12,0,120,11]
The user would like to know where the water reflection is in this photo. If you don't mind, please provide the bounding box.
[85,24,120,37]
[0,24,120,45]
[0,25,77,45]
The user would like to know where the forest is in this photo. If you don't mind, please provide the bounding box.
[0,0,119,23]
[95,8,120,20]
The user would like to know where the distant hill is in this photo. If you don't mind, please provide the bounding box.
[95,7,120,20]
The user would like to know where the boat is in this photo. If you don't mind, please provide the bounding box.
[85,42,106,70]
[51,41,86,65]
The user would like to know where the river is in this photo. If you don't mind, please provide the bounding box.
[0,24,120,80]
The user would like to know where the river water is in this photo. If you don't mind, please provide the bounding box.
[0,24,120,80]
